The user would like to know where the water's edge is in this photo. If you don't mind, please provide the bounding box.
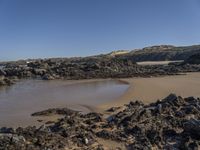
[0,79,129,127]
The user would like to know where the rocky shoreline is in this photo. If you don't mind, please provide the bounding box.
[0,48,200,149]
[0,94,200,149]
[1,52,200,87]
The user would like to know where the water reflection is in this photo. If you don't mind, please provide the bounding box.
[0,79,129,127]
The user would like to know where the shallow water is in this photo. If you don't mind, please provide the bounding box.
[0,79,129,127]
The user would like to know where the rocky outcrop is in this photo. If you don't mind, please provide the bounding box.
[128,45,200,62]
[1,54,200,83]
[31,108,79,116]
[184,53,200,64]
[0,94,200,149]
[0,76,14,86]
[0,44,200,87]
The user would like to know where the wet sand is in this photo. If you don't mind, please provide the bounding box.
[99,72,200,110]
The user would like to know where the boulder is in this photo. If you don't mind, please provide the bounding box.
[184,53,200,64]
[31,107,78,116]
[0,69,6,76]
[41,74,55,80]
[0,127,15,133]
[183,119,200,139]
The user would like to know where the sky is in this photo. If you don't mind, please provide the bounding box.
[0,0,200,61]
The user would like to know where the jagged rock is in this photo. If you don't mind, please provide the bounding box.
[96,130,117,140]
[0,76,14,86]
[1,45,200,87]
[1,94,200,149]
[33,68,46,76]
[0,69,6,76]
[183,119,200,139]
[31,108,78,116]
[41,74,55,80]
[184,53,200,64]
[106,106,121,112]
[0,127,15,134]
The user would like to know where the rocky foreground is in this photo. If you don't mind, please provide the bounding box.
[0,94,200,150]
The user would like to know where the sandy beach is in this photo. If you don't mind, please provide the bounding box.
[99,72,200,111]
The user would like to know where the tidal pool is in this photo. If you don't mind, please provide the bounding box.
[0,79,129,127]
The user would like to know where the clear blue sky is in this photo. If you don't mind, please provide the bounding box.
[0,0,200,61]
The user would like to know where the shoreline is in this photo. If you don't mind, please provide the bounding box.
[1,72,200,127]
[98,72,200,112]
[1,72,200,149]
[0,78,128,128]
[55,72,199,114]
[1,92,200,149]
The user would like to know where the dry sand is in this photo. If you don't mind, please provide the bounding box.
[137,60,183,65]
[99,72,200,111]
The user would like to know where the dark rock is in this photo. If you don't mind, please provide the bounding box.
[1,94,200,149]
[0,69,6,76]
[184,53,200,64]
[45,121,55,124]
[188,141,199,150]
[184,96,197,104]
[1,44,200,87]
[183,119,200,139]
[146,129,161,145]
[82,112,104,123]
[180,105,199,114]
[31,107,78,116]
[106,106,121,112]
[41,74,55,80]
[0,127,15,133]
